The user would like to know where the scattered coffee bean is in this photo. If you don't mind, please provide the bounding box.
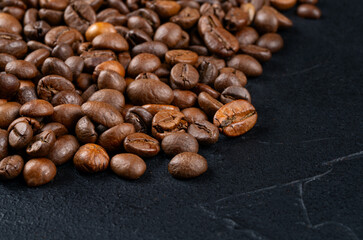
[256,33,284,53]
[168,152,208,178]
[162,132,199,156]
[110,153,146,179]
[124,133,160,157]
[0,155,24,180]
[188,120,219,145]
[73,144,109,173]
[297,4,322,19]
[23,158,57,187]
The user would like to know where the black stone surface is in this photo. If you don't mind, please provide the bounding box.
[1,1,362,239]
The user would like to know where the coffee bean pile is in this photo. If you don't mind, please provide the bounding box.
[0,0,321,186]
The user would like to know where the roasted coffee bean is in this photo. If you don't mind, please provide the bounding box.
[73,143,109,173]
[0,73,20,100]
[39,0,68,10]
[241,3,256,25]
[110,153,146,179]
[88,89,125,113]
[24,21,51,41]
[214,100,257,137]
[37,75,75,101]
[0,155,24,180]
[126,8,160,29]
[146,0,180,18]
[188,45,208,56]
[44,26,84,47]
[26,130,56,157]
[97,9,127,26]
[192,83,221,99]
[219,67,248,87]
[76,73,93,91]
[27,40,52,51]
[97,70,126,93]
[200,3,225,21]
[270,0,297,10]
[118,52,132,70]
[81,84,98,101]
[127,79,174,105]
[151,110,188,140]
[227,54,263,77]
[220,86,251,104]
[170,7,200,29]
[0,102,21,129]
[38,8,64,26]
[81,101,124,128]
[42,57,73,81]
[240,44,272,62]
[131,41,168,59]
[0,12,22,34]
[124,132,160,157]
[125,29,152,47]
[84,0,103,11]
[127,53,161,77]
[161,132,198,156]
[52,104,84,130]
[23,8,38,25]
[24,48,51,68]
[198,61,218,86]
[254,6,279,33]
[172,90,197,109]
[168,152,207,178]
[198,15,223,36]
[214,72,246,93]
[225,7,249,32]
[107,0,130,14]
[197,56,226,70]
[269,6,293,28]
[256,33,284,53]
[20,99,54,118]
[203,27,239,57]
[165,50,198,66]
[48,135,80,165]
[127,15,154,37]
[5,60,38,80]
[142,104,180,116]
[8,121,33,149]
[154,63,170,78]
[40,122,68,137]
[16,86,38,105]
[181,108,208,124]
[75,116,98,144]
[198,92,223,117]
[85,22,117,41]
[135,72,160,81]
[0,129,8,160]
[65,56,84,80]
[92,33,129,52]
[80,50,117,72]
[125,106,153,133]
[0,53,16,71]
[170,63,199,90]
[0,31,27,58]
[64,1,96,34]
[23,158,56,186]
[93,60,125,79]
[51,44,74,61]
[154,22,183,49]
[236,26,259,46]
[8,117,41,132]
[187,120,219,145]
[297,4,321,19]
[177,0,200,9]
[51,90,84,106]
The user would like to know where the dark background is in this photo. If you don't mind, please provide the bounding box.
[1,1,362,239]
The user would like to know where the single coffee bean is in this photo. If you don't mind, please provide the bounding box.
[224,7,249,32]
[5,60,39,80]
[0,31,27,58]
[0,155,24,180]
[198,92,223,117]
[80,50,117,72]
[118,52,132,70]
[161,132,198,156]
[165,50,199,66]
[39,0,68,10]
[236,26,260,46]
[52,104,84,130]
[124,132,160,157]
[73,143,109,173]
[219,67,248,87]
[97,9,127,26]
[20,99,54,118]
[221,86,251,104]
[37,75,75,101]
[42,57,73,81]
[0,102,21,129]
[81,84,98,102]
[142,104,180,116]
[240,44,272,62]
[168,152,208,179]
[23,8,38,25]
[75,116,98,144]
[125,106,153,133]
[127,15,154,37]
[172,90,197,109]
[199,3,225,21]
[126,8,160,29]
[227,54,263,77]
[65,56,84,81]
[170,7,200,29]
[269,6,293,28]
[214,100,258,137]
[0,53,16,71]
[97,70,126,93]
[85,22,117,41]
[24,21,51,40]
[48,135,80,166]
[154,63,170,78]
[98,123,135,152]
[198,15,223,36]
[38,8,64,26]
[51,90,83,106]
[8,117,41,132]
[154,22,183,49]
[170,63,199,90]
[125,29,152,47]
[107,0,130,14]
[92,32,129,52]
[26,130,56,157]
[40,122,68,138]
[254,6,279,33]
[187,120,219,145]
[146,0,181,18]
[270,0,297,10]
[198,60,218,86]
[203,27,239,57]
[110,153,146,179]
[64,1,96,34]
[241,3,256,25]
[127,53,161,77]
[16,86,38,105]
[192,83,221,99]
[151,110,188,140]
[297,4,322,19]
[81,101,124,128]
[0,12,22,34]
[23,158,57,187]
[0,129,8,160]
[76,73,93,91]
[44,26,84,48]
[88,89,125,112]
[256,33,284,53]
[24,48,51,68]
[127,79,174,105]
[93,60,125,80]
[51,44,74,61]
[131,41,168,59]
[27,40,52,51]
[214,72,245,93]
[181,108,208,124]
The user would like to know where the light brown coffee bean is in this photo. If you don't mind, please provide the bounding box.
[168,152,208,179]
[23,158,57,187]
[110,153,146,179]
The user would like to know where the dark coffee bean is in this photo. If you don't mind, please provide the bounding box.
[39,0,68,10]
[154,22,183,49]
[0,73,19,100]
[20,99,54,118]
[214,100,257,137]
[8,122,33,149]
[7,117,41,132]
[110,153,146,179]
[3,7,24,21]
[299,0,318,4]
[127,15,154,37]
[125,29,152,47]
[240,44,272,62]
[97,70,126,93]
[27,40,52,52]
[75,116,98,144]
[51,90,83,106]
[171,30,189,48]
[0,53,16,71]
[81,101,124,128]
[45,26,84,48]
[24,48,51,68]
[219,67,248,87]
[161,132,198,156]
[203,27,239,57]
[221,86,251,104]
[42,57,73,81]
[81,84,98,101]
[0,155,24,180]
[80,50,117,72]
[177,0,200,9]
[198,60,218,86]
[84,0,104,11]
[165,49,198,66]
[198,92,223,117]
[192,83,220,99]
[142,104,180,116]
[170,63,199,90]
[154,63,170,78]
[124,132,160,157]
[269,6,293,28]
[52,104,84,130]
[23,8,38,25]
[125,106,153,133]
[181,108,208,124]
[198,15,223,36]
[168,152,207,178]
[0,31,27,58]
[214,72,245,92]
[26,130,56,157]
[5,60,38,80]
[107,0,130,14]
[135,72,160,81]
[297,4,321,19]
[88,89,125,112]
[38,8,64,26]
[24,21,51,41]
[256,33,284,53]
[172,90,197,109]
[254,6,279,33]
[16,86,38,105]
[97,9,127,26]
[65,56,84,80]
[197,56,226,70]
[0,102,21,129]
[126,8,160,29]
[225,7,249,32]
[0,129,8,160]
[64,1,96,34]
[85,22,117,42]
[270,0,297,10]
[0,12,22,34]
[48,135,80,166]
[170,6,200,29]
[23,158,56,186]
[151,110,188,140]
[188,45,208,56]
[118,51,132,70]
[52,44,74,61]
[93,60,125,79]
[200,2,225,21]
[73,143,109,172]
[227,54,263,77]
[76,73,93,91]
[131,41,168,59]
[40,122,68,138]
[236,26,260,46]
[37,75,75,101]
[188,120,219,145]
[92,33,129,52]
[127,53,161,77]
